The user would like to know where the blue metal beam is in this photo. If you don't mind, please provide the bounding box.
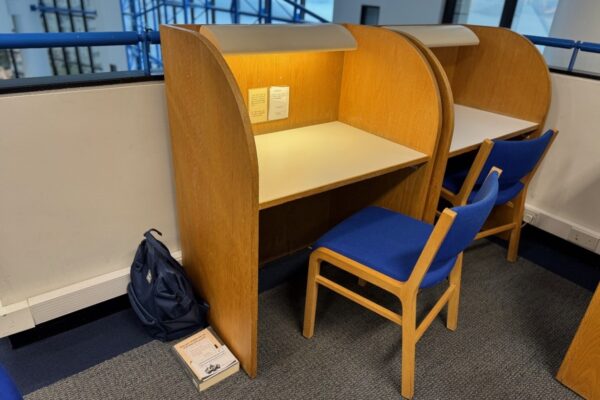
[30,4,97,17]
[264,0,272,23]
[159,0,307,23]
[279,0,327,22]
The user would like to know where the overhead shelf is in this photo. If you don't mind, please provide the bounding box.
[200,24,357,54]
[384,25,479,48]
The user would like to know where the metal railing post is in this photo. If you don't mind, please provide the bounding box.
[142,30,151,76]
[568,42,581,72]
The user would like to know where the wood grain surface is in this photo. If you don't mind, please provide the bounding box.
[160,25,259,377]
[225,51,344,135]
[433,25,551,129]
[557,283,600,399]
[337,24,442,220]
[391,30,455,223]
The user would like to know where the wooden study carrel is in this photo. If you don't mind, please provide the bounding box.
[385,24,552,222]
[160,23,445,377]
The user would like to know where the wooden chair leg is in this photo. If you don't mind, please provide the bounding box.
[507,223,522,262]
[446,254,463,331]
[302,253,321,339]
[400,296,417,399]
[507,194,526,262]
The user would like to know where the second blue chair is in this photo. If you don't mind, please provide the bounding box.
[441,129,557,261]
[303,169,501,399]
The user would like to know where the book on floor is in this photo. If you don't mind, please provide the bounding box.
[172,327,239,391]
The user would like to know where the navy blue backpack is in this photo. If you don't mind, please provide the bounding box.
[127,229,208,341]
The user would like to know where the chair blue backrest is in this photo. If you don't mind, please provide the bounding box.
[0,364,22,400]
[475,130,555,187]
[426,171,500,283]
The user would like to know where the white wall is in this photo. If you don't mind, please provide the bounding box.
[0,65,598,330]
[526,72,600,252]
[540,0,600,237]
[0,82,178,305]
[332,0,444,25]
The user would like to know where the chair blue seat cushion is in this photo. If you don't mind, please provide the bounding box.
[443,170,523,206]
[315,206,455,288]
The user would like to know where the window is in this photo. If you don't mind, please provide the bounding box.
[452,0,505,26]
[306,0,334,21]
[444,0,600,78]
[512,0,559,36]
[445,0,559,31]
[360,5,380,25]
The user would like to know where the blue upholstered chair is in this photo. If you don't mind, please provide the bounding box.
[0,364,22,400]
[441,129,557,262]
[303,170,501,399]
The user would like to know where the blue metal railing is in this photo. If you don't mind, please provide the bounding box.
[525,34,600,72]
[1,31,599,79]
[524,35,575,49]
[118,1,328,71]
[0,31,161,76]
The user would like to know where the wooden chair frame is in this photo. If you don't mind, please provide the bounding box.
[440,130,558,262]
[302,209,460,400]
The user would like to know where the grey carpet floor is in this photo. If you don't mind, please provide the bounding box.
[26,241,593,399]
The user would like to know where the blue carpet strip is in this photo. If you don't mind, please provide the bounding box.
[492,225,600,292]
[0,307,152,394]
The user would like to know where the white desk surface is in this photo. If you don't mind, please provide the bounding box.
[255,121,428,209]
[451,105,539,156]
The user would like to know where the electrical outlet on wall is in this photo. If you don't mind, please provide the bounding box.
[523,210,536,224]
[567,227,600,251]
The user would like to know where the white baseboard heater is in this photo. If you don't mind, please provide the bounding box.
[524,205,600,255]
[0,251,182,338]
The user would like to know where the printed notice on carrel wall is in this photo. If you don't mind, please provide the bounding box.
[268,86,289,121]
[248,87,268,123]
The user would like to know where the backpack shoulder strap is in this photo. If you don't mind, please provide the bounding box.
[143,229,173,260]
